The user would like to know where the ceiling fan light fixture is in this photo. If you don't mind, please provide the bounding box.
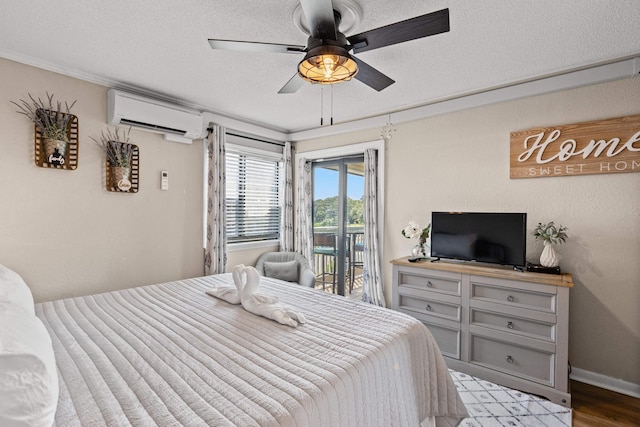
[298,45,358,84]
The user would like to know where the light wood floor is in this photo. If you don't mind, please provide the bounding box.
[571,380,640,426]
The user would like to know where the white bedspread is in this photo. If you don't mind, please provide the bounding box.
[35,274,467,426]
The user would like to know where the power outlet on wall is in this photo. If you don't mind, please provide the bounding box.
[161,171,168,190]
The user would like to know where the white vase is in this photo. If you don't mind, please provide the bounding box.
[540,242,559,267]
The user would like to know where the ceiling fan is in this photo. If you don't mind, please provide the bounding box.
[208,0,449,94]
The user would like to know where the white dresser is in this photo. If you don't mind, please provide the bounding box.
[391,257,572,407]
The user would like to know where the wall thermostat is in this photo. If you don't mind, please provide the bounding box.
[161,171,168,190]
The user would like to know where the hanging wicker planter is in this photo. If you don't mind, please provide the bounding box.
[42,138,68,165]
[11,92,78,169]
[92,127,139,193]
[110,165,131,191]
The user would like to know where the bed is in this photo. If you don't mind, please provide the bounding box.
[12,270,467,426]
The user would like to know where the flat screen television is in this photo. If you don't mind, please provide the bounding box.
[430,212,527,268]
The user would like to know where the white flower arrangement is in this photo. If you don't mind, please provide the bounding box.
[402,221,430,242]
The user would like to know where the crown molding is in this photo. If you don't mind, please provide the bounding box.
[0,48,288,141]
[3,48,638,144]
[288,57,640,141]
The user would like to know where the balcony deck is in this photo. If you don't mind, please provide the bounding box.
[312,256,363,301]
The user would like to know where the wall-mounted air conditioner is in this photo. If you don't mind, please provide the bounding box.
[107,89,204,143]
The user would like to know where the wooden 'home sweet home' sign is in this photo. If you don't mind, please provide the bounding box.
[510,114,640,179]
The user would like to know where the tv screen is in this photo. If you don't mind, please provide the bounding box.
[430,212,527,268]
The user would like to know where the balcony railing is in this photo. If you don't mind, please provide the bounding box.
[312,226,365,298]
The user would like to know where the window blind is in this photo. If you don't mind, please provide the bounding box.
[226,149,281,243]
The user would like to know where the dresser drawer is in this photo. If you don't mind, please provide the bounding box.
[398,294,461,322]
[422,321,461,360]
[470,308,555,341]
[470,334,554,386]
[471,281,556,313]
[398,270,461,297]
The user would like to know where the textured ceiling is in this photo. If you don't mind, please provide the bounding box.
[1,1,639,134]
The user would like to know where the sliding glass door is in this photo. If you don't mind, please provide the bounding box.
[312,156,364,297]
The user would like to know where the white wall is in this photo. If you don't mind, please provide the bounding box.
[226,243,280,270]
[0,58,204,302]
[296,76,640,387]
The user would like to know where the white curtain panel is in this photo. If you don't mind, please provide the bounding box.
[362,149,386,307]
[295,157,314,270]
[279,141,294,252]
[204,125,227,275]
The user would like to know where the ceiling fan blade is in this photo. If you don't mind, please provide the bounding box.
[352,57,395,92]
[278,74,305,94]
[300,0,337,40]
[208,39,305,54]
[348,8,449,54]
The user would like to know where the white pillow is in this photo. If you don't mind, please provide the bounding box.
[0,264,34,315]
[0,303,58,427]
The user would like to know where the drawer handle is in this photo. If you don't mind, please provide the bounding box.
[507,321,514,329]
[426,281,433,288]
[425,304,432,311]
[507,295,515,302]
[506,355,514,364]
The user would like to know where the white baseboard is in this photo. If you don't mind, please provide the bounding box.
[570,367,640,399]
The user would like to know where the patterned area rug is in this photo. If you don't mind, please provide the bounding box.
[451,370,572,426]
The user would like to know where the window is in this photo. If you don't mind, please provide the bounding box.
[226,145,281,244]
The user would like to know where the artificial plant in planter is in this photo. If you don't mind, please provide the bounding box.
[91,126,134,191]
[11,92,77,165]
[533,221,568,268]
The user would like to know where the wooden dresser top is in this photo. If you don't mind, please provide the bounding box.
[391,257,574,288]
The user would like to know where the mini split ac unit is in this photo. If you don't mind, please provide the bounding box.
[107,89,204,143]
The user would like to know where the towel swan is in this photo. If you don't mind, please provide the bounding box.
[240,266,306,327]
[204,264,247,304]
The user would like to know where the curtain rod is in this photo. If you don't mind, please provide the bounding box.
[312,153,365,163]
[206,128,286,147]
